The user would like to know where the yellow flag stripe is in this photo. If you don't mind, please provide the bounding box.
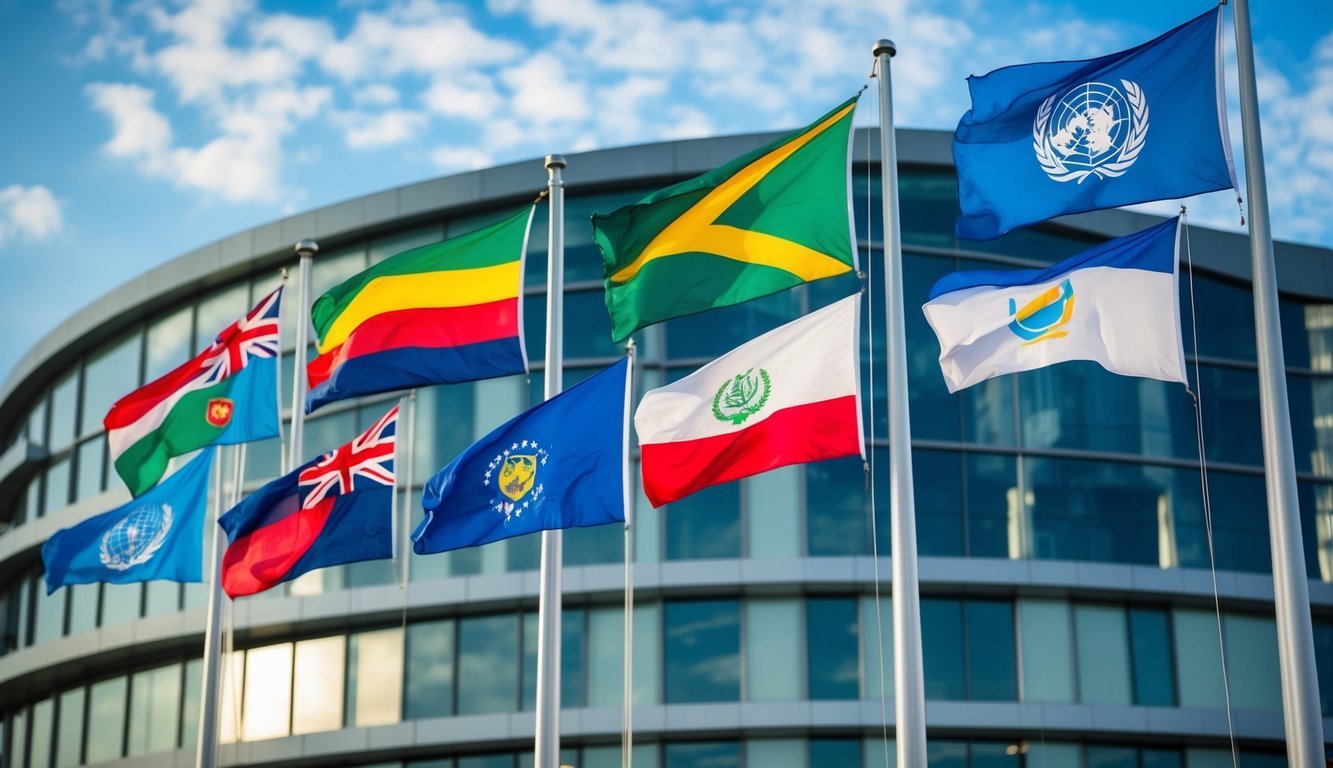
[609,101,856,284]
[318,262,522,353]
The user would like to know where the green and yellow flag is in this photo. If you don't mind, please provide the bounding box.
[592,96,860,341]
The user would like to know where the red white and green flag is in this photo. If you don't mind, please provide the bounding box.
[106,288,283,497]
[634,293,864,507]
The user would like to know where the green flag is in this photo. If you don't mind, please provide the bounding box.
[592,96,859,342]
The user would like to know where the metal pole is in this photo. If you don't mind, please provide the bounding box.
[874,39,927,768]
[195,449,226,768]
[399,390,417,586]
[1231,2,1325,764]
[534,154,566,768]
[289,239,318,469]
[622,339,636,768]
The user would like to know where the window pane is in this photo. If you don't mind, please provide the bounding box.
[665,482,740,560]
[1224,614,1281,711]
[458,615,519,715]
[348,628,403,725]
[665,289,799,360]
[861,596,894,701]
[74,436,105,501]
[370,225,440,265]
[808,598,859,700]
[49,372,78,450]
[82,333,141,436]
[145,305,194,381]
[1142,749,1183,768]
[921,599,964,700]
[664,742,741,768]
[55,687,84,768]
[1025,456,1163,567]
[33,581,65,644]
[633,603,661,705]
[1075,605,1132,705]
[966,601,1017,701]
[303,409,358,457]
[43,457,70,517]
[194,283,249,350]
[810,739,861,768]
[67,583,98,635]
[129,663,181,756]
[405,619,455,719]
[1086,746,1138,768]
[310,246,368,299]
[86,677,126,762]
[807,458,869,556]
[746,599,800,701]
[1174,609,1225,709]
[971,742,1021,768]
[563,608,585,708]
[182,658,202,751]
[665,600,740,703]
[1180,273,1256,362]
[1316,620,1333,717]
[1018,599,1074,703]
[1129,608,1176,706]
[293,636,345,734]
[30,698,53,768]
[925,740,967,768]
[144,581,179,617]
[747,739,805,768]
[28,396,48,447]
[746,466,800,559]
[587,608,624,708]
[10,708,26,768]
[101,583,141,628]
[243,643,292,741]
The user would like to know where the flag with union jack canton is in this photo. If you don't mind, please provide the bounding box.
[106,287,283,497]
[218,405,397,598]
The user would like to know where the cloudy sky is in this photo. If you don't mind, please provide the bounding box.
[0,0,1330,379]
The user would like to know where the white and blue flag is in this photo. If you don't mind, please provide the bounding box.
[953,8,1235,240]
[42,447,213,593]
[923,218,1186,393]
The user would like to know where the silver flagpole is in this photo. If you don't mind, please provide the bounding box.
[874,39,927,767]
[1231,1,1325,764]
[195,449,227,768]
[622,339,636,768]
[534,154,566,768]
[289,239,318,469]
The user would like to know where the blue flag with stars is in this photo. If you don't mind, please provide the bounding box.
[953,7,1235,240]
[412,359,631,554]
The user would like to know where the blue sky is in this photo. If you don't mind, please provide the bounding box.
[0,0,1330,380]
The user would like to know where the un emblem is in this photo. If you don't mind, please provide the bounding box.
[711,368,771,425]
[483,441,548,521]
[1034,79,1148,183]
[99,503,173,571]
[1008,279,1075,345]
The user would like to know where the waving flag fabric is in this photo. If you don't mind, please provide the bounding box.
[106,288,282,497]
[953,8,1234,240]
[592,97,859,341]
[218,406,397,597]
[412,359,631,555]
[306,207,531,413]
[923,217,1186,392]
[43,448,214,594]
[635,295,863,507]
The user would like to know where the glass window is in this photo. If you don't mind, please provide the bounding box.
[30,698,52,768]
[806,458,869,556]
[922,599,965,700]
[1180,273,1256,363]
[747,739,805,768]
[665,482,740,560]
[101,583,141,627]
[1026,743,1083,768]
[810,739,861,768]
[1173,609,1226,709]
[347,628,403,726]
[1223,614,1281,712]
[587,608,623,708]
[243,643,293,741]
[664,742,741,768]
[310,246,369,299]
[146,305,194,381]
[1282,374,1333,476]
[86,676,126,762]
[1019,362,1184,458]
[129,663,181,756]
[665,289,801,360]
[303,408,358,457]
[861,596,894,701]
[74,436,105,501]
[28,395,49,447]
[966,601,1017,701]
[563,609,585,708]
[1316,620,1333,717]
[665,600,740,703]
[1173,469,1271,574]
[1129,608,1176,706]
[43,457,70,516]
[926,740,968,768]
[194,283,249,351]
[67,583,98,635]
[1281,295,1333,372]
[1142,749,1183,768]
[33,581,65,644]
[1018,599,1074,703]
[82,332,141,436]
[1086,746,1138,768]
[633,604,661,705]
[293,636,345,734]
[49,372,79,450]
[370,225,440,265]
[745,467,800,559]
[406,619,455,719]
[10,707,27,768]
[182,658,202,751]
[808,598,859,700]
[1025,457,1165,567]
[564,524,622,567]
[144,582,179,617]
[55,687,84,768]
[1075,605,1132,704]
[458,615,519,715]
[746,599,800,701]
[970,742,1021,767]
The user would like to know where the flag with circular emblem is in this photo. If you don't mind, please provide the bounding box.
[592,96,860,342]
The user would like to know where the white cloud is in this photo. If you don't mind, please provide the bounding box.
[0,186,63,246]
[499,53,590,125]
[85,82,174,174]
[340,109,428,149]
[355,83,400,106]
[319,1,519,81]
[423,74,502,121]
[430,146,492,171]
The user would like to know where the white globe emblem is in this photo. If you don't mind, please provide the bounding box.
[1034,79,1149,183]
[99,503,173,571]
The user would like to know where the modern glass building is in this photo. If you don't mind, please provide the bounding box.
[0,128,1330,768]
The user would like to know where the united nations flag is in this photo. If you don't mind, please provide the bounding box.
[953,7,1235,240]
[412,359,631,555]
[42,448,214,593]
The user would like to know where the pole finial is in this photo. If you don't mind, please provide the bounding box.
[873,39,897,58]
[295,239,319,258]
[545,154,567,170]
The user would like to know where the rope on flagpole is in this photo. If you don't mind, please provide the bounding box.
[1181,208,1240,768]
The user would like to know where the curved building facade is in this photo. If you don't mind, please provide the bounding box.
[0,129,1331,768]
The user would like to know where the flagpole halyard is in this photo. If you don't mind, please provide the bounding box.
[874,37,928,768]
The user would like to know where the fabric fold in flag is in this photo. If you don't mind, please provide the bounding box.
[412,358,631,555]
[593,96,860,342]
[42,448,214,594]
[106,288,282,497]
[923,217,1187,392]
[306,206,532,413]
[218,406,397,598]
[635,294,864,507]
[953,8,1234,240]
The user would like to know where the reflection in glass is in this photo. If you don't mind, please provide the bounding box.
[194,283,249,351]
[966,601,1017,701]
[86,677,127,762]
[807,457,868,556]
[922,599,964,700]
[243,643,293,741]
[746,599,800,701]
[1128,608,1175,706]
[129,663,181,756]
[49,372,78,450]
[68,582,98,635]
[664,600,740,703]
[664,741,741,768]
[145,305,194,381]
[406,619,455,719]
[808,598,859,700]
[1075,605,1131,705]
[30,698,53,768]
[74,436,105,502]
[458,615,518,715]
[43,457,70,517]
[665,482,740,560]
[293,636,346,734]
[55,687,84,768]
[347,628,403,726]
[82,332,141,436]
[1018,599,1074,703]
[1223,614,1282,712]
[32,582,65,644]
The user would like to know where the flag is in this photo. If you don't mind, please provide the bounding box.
[635,294,863,507]
[592,97,859,341]
[106,288,282,497]
[412,358,631,554]
[306,207,531,413]
[952,8,1235,240]
[218,406,397,598]
[42,448,214,594]
[923,217,1186,392]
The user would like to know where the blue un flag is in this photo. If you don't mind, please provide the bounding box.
[412,359,631,554]
[42,447,214,593]
[953,8,1235,240]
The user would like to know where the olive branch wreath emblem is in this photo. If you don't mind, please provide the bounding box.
[99,504,173,572]
[1034,79,1149,184]
[711,368,772,425]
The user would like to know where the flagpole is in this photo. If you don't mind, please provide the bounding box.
[874,39,927,768]
[399,389,417,586]
[195,448,228,768]
[534,154,566,768]
[622,339,636,768]
[289,239,318,469]
[1231,2,1325,764]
